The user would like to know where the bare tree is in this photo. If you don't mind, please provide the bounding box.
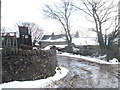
[1,27,13,33]
[1,27,6,34]
[16,22,44,46]
[73,0,119,60]
[78,29,94,37]
[43,0,74,52]
[74,30,79,38]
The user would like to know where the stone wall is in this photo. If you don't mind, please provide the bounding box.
[2,49,58,83]
[39,41,67,48]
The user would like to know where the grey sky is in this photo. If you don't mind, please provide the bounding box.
[1,0,119,36]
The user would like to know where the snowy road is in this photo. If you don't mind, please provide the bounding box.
[48,55,119,88]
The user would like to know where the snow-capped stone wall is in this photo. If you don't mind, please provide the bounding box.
[2,49,57,83]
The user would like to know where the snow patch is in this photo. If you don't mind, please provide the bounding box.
[0,66,69,89]
[109,58,118,64]
[44,45,67,50]
[58,52,119,64]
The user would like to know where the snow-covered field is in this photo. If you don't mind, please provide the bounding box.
[72,37,98,45]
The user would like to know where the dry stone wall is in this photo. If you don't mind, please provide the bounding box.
[39,41,67,48]
[2,49,58,83]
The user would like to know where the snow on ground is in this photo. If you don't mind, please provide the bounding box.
[44,45,67,50]
[57,52,119,64]
[43,43,119,64]
[72,37,98,45]
[0,66,69,89]
[109,58,119,64]
[57,55,119,88]
[41,36,98,46]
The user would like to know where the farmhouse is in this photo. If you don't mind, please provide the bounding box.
[39,34,67,48]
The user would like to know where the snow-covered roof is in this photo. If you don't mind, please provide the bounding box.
[41,35,98,45]
[42,35,66,40]
[41,34,66,42]
[2,32,16,37]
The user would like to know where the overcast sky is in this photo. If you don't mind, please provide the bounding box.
[1,0,119,36]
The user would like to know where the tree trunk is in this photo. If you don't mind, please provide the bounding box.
[65,29,73,53]
[118,33,120,61]
[97,32,106,52]
[66,41,73,53]
[106,49,114,61]
[106,44,116,61]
